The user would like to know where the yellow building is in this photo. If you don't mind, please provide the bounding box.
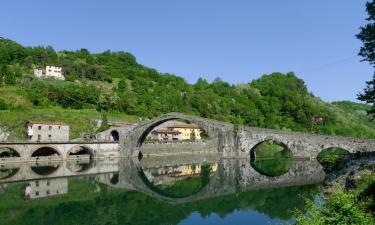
[167,124,201,140]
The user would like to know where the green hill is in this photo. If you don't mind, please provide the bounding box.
[0,38,374,140]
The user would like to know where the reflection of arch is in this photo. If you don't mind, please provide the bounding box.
[0,146,21,158]
[68,145,94,159]
[250,140,293,177]
[31,163,60,176]
[110,130,119,142]
[31,146,61,158]
[137,163,214,199]
[0,167,20,180]
[67,161,93,173]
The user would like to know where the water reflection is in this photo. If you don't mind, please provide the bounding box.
[0,167,19,179]
[250,140,294,177]
[31,163,60,176]
[0,155,327,225]
[139,162,217,198]
[67,160,93,173]
[25,178,68,199]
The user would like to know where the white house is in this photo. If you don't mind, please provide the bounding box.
[27,121,70,142]
[34,65,64,80]
[25,178,68,199]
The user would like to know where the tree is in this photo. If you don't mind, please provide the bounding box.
[357,1,375,118]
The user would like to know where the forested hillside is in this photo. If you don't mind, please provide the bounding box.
[0,38,374,140]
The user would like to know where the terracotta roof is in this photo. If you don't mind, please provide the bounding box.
[152,129,181,134]
[27,121,68,126]
[167,124,200,129]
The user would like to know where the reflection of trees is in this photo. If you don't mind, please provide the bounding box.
[0,177,320,225]
[0,168,19,179]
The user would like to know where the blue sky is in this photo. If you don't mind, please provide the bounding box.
[0,0,372,102]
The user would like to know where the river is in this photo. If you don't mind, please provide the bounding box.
[0,153,329,225]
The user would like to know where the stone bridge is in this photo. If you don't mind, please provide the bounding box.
[0,141,119,162]
[119,112,375,158]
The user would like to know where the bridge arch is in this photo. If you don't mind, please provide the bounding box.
[67,145,95,159]
[249,139,291,160]
[0,146,21,158]
[31,146,62,159]
[110,130,120,142]
[129,113,228,157]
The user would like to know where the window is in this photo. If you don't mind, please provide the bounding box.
[36,181,39,187]
[48,134,52,140]
[35,191,39,196]
[49,126,52,130]
[58,126,61,130]
[47,181,50,186]
[38,126,42,130]
[37,135,41,141]
[46,190,50,195]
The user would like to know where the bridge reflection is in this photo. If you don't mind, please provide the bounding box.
[0,155,325,203]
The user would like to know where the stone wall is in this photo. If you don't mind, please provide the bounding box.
[139,139,218,157]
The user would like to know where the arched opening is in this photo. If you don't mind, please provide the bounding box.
[110,130,119,142]
[250,140,293,177]
[110,173,119,184]
[137,118,208,147]
[317,147,350,172]
[138,162,216,198]
[0,147,20,159]
[137,119,211,158]
[31,147,60,159]
[31,163,60,176]
[0,167,19,180]
[68,146,94,160]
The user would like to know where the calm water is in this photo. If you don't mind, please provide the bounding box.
[0,155,325,225]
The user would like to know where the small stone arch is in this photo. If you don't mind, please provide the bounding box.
[249,139,291,160]
[110,130,120,142]
[0,146,21,158]
[67,145,95,159]
[31,146,61,159]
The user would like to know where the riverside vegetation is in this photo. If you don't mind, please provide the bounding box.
[1,38,375,140]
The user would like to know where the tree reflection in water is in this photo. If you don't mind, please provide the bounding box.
[0,168,19,180]
[251,141,294,177]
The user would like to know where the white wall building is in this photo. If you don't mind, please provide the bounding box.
[34,65,64,80]
[25,178,68,199]
[27,121,70,142]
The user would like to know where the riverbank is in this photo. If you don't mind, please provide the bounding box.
[295,157,375,224]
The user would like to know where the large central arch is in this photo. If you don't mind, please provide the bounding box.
[127,113,234,157]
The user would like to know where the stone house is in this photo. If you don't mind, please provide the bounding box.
[167,124,201,140]
[34,65,65,80]
[151,129,181,141]
[27,121,69,142]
